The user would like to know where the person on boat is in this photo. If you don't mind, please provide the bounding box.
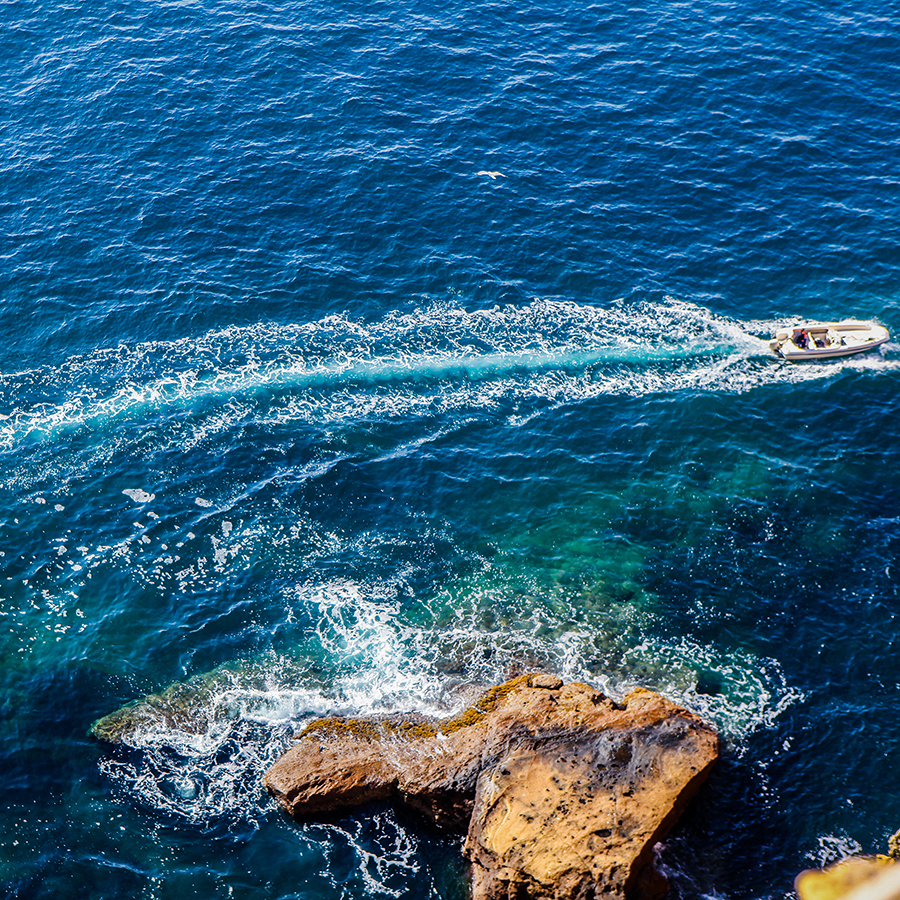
[793,328,809,349]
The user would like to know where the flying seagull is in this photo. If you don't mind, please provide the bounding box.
[476,170,505,179]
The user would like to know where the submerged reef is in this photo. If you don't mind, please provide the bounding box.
[264,674,719,900]
[90,661,253,744]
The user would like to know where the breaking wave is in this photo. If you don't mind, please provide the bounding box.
[98,576,803,825]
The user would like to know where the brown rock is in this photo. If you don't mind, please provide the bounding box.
[264,675,718,899]
[794,827,900,900]
[795,857,900,900]
[531,673,564,689]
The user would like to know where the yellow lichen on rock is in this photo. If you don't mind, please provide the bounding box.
[293,674,537,743]
[441,674,534,735]
[889,829,900,860]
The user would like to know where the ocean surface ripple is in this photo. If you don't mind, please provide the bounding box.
[2,0,900,897]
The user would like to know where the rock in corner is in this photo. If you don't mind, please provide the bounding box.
[264,674,719,900]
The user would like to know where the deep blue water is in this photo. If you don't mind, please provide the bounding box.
[2,0,900,897]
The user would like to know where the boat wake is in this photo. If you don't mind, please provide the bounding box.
[1,297,891,464]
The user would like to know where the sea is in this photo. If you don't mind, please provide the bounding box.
[2,0,900,897]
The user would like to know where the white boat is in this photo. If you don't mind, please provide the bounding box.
[768,320,890,361]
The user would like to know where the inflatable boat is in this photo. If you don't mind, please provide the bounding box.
[769,321,890,361]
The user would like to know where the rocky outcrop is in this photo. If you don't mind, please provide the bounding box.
[264,674,719,900]
[795,857,900,900]
[794,830,900,900]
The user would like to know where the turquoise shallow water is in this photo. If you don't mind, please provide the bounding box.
[2,0,900,897]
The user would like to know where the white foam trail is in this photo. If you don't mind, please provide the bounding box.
[293,812,431,900]
[4,296,882,456]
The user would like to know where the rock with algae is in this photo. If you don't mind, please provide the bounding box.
[889,829,900,861]
[89,659,283,745]
[91,678,215,744]
[264,674,719,900]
